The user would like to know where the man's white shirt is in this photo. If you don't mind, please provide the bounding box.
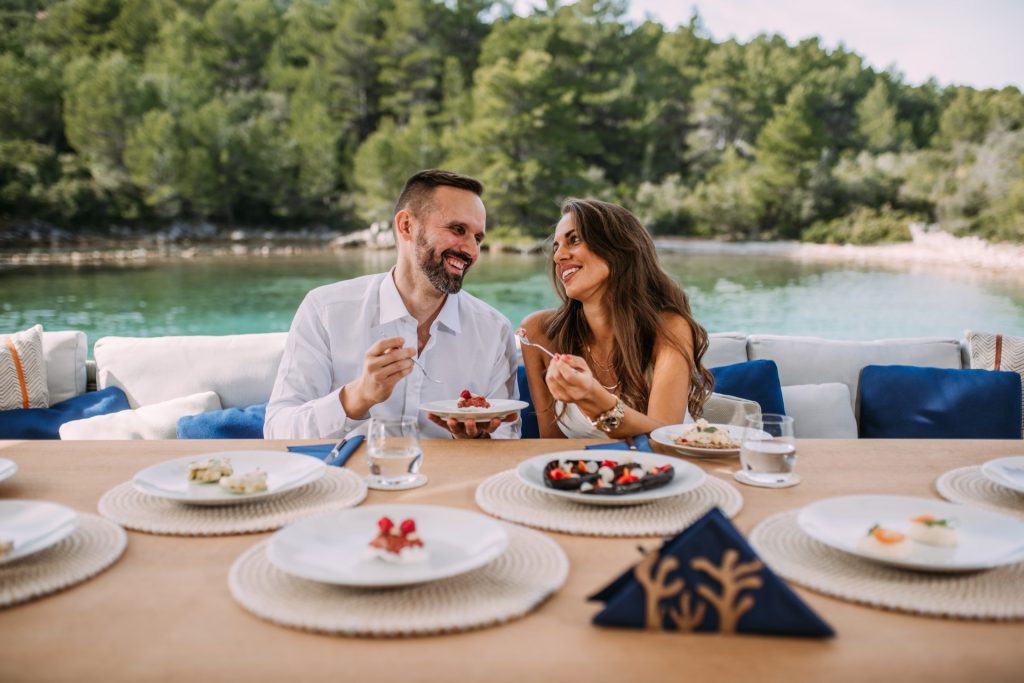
[264,270,520,439]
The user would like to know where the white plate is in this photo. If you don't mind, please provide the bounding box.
[515,450,706,507]
[980,456,1024,494]
[132,451,326,506]
[420,398,530,422]
[797,495,1024,572]
[0,458,17,483]
[650,423,746,457]
[266,504,509,587]
[0,500,79,565]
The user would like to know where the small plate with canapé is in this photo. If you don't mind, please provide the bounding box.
[132,451,325,506]
[796,494,1024,572]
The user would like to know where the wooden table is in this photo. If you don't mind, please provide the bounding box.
[0,439,1021,683]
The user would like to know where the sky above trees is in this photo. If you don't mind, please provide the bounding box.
[520,0,1024,90]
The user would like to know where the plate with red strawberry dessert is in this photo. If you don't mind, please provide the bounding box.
[266,504,509,587]
[516,451,706,507]
[420,392,529,422]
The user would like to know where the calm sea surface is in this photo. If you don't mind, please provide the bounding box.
[2,249,1023,350]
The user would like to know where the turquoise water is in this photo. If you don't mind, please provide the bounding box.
[2,250,1023,348]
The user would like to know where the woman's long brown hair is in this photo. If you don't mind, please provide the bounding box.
[545,198,714,418]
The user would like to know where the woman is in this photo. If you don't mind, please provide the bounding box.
[519,198,713,438]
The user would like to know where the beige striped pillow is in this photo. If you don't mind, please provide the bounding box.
[1,324,50,410]
[966,329,1024,436]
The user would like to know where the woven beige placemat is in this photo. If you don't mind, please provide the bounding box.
[229,523,568,636]
[749,511,1024,620]
[98,469,368,536]
[0,514,127,609]
[936,466,1024,520]
[474,470,743,537]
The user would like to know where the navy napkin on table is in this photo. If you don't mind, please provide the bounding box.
[590,507,834,637]
[287,435,365,467]
[584,434,653,452]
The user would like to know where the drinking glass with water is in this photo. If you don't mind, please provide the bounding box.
[367,416,423,488]
[739,414,798,487]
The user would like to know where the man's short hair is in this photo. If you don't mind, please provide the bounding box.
[394,169,484,218]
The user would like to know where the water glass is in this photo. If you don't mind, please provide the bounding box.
[366,416,423,487]
[739,414,797,486]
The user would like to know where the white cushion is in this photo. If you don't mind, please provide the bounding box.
[705,332,749,368]
[0,329,86,404]
[94,333,287,409]
[748,335,963,406]
[59,391,222,440]
[781,383,858,438]
[0,325,49,409]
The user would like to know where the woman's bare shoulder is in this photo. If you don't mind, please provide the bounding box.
[520,309,557,341]
[657,311,695,348]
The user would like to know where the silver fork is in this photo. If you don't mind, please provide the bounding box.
[411,357,443,384]
[516,328,556,359]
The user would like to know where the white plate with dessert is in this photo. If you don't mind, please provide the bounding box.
[650,420,749,457]
[980,455,1024,494]
[0,500,79,566]
[516,450,706,507]
[421,394,530,422]
[0,458,17,484]
[132,451,326,506]
[266,504,509,587]
[796,495,1024,572]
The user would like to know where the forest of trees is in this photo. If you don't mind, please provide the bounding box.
[1,0,1022,244]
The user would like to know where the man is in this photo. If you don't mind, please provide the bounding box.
[264,169,520,439]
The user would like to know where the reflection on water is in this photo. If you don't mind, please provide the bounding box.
[1,250,1022,348]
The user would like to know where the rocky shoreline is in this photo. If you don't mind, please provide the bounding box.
[2,220,1021,273]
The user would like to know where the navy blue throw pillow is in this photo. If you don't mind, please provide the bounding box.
[710,360,786,415]
[517,365,540,439]
[0,387,131,440]
[859,365,1022,439]
[177,403,267,439]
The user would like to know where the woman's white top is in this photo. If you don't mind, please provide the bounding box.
[554,401,608,439]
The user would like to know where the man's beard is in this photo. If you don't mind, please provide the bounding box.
[415,230,472,294]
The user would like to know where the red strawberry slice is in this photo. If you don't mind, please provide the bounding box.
[377,516,394,532]
[400,519,416,534]
[460,389,472,399]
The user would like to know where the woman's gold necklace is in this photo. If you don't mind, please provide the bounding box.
[585,344,620,391]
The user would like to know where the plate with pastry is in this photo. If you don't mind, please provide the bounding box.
[266,504,509,587]
[516,450,705,507]
[132,451,326,506]
[796,495,1024,572]
[421,392,529,422]
[650,419,749,457]
[0,500,79,566]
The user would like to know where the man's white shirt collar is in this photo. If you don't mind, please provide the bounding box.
[378,268,462,334]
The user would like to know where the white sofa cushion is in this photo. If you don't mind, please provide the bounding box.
[59,391,222,440]
[781,383,858,438]
[95,333,287,409]
[1,328,87,404]
[1,325,49,409]
[748,335,963,406]
[705,332,749,368]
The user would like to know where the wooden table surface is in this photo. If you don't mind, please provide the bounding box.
[0,438,1021,683]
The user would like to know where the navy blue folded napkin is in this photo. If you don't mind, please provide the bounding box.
[584,434,653,452]
[590,508,833,637]
[287,435,365,467]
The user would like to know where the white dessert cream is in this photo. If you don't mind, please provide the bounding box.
[187,458,233,483]
[907,515,959,547]
[857,524,913,559]
[218,469,268,494]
